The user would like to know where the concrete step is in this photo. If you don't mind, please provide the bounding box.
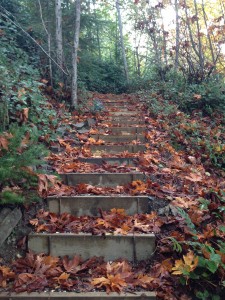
[107,116,141,121]
[78,157,136,166]
[92,134,145,143]
[105,119,145,126]
[90,144,146,154]
[28,233,155,261]
[107,108,136,112]
[61,173,145,187]
[0,292,156,299]
[107,127,145,134]
[109,111,139,117]
[102,100,128,104]
[48,195,149,216]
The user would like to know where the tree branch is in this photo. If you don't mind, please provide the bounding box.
[0,5,69,76]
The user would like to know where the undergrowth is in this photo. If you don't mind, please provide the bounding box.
[0,125,48,205]
[138,90,225,170]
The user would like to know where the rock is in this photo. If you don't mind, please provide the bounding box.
[148,196,168,213]
[77,128,90,134]
[74,121,86,129]
[87,118,96,127]
[0,208,12,225]
[158,204,179,217]
[0,208,22,247]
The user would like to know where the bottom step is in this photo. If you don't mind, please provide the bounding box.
[28,233,155,261]
[0,292,156,299]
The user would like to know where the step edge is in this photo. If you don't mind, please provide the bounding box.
[29,233,155,238]
[0,291,156,299]
[47,195,149,199]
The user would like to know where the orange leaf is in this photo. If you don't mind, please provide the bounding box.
[0,136,9,150]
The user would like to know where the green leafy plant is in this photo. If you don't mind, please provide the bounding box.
[170,207,225,299]
[0,125,48,205]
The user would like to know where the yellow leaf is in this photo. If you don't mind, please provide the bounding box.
[172,251,198,275]
[171,259,184,275]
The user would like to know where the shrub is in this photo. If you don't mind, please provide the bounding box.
[0,125,48,205]
[78,55,127,94]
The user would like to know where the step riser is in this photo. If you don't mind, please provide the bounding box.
[90,144,146,154]
[92,135,145,143]
[109,112,139,117]
[48,196,149,216]
[107,117,142,121]
[0,292,156,299]
[108,127,145,134]
[107,108,137,112]
[78,157,136,166]
[61,173,145,187]
[105,120,145,125]
[28,233,155,261]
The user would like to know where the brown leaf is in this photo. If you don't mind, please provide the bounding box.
[0,136,9,150]
[0,266,15,288]
[62,256,82,274]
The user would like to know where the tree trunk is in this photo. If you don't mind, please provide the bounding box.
[38,0,53,86]
[94,1,101,60]
[116,0,129,84]
[55,0,63,68]
[71,0,81,108]
[193,0,204,76]
[201,0,215,65]
[174,0,180,71]
[184,0,199,58]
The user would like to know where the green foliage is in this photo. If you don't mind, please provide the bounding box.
[0,18,57,137]
[154,70,225,116]
[0,191,25,205]
[78,55,127,94]
[0,125,48,205]
[170,206,225,299]
[168,237,183,253]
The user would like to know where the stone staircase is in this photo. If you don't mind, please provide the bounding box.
[1,96,156,299]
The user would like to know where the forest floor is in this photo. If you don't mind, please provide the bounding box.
[0,92,224,299]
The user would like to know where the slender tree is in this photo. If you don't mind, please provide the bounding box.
[38,0,53,86]
[55,0,63,68]
[201,0,215,65]
[116,0,129,84]
[174,0,180,71]
[71,0,81,107]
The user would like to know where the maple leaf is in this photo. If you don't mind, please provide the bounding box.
[133,219,151,233]
[130,180,147,195]
[20,107,29,123]
[62,256,82,275]
[37,174,59,198]
[0,136,9,150]
[42,256,59,268]
[14,273,48,293]
[134,274,154,289]
[0,266,15,288]
[56,272,70,282]
[185,173,202,182]
[91,274,127,294]
[114,223,131,235]
[172,251,198,275]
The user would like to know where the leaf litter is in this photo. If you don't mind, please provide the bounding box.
[1,92,225,299]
